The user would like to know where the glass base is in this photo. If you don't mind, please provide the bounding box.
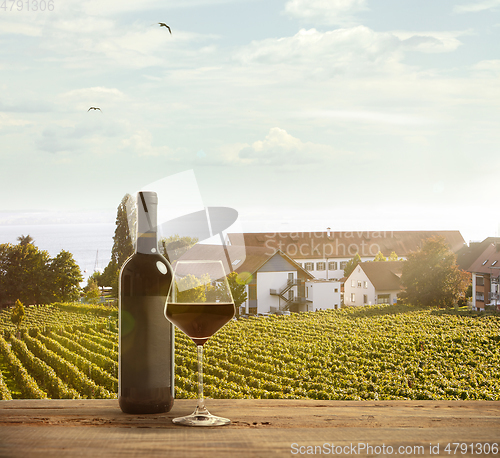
[172,406,230,427]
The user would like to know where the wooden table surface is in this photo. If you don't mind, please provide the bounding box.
[0,399,499,457]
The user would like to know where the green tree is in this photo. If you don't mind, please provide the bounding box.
[176,274,207,303]
[388,251,399,261]
[49,250,83,302]
[227,272,248,311]
[344,253,362,278]
[373,251,387,262]
[11,299,25,330]
[17,234,34,246]
[83,277,101,304]
[159,234,199,262]
[400,236,470,308]
[0,242,51,305]
[103,194,135,296]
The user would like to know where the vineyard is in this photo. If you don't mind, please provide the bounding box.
[0,303,499,401]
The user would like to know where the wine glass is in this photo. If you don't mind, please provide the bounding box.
[165,260,235,426]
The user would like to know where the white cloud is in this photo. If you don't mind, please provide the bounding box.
[120,130,181,159]
[293,110,430,126]
[57,87,126,113]
[472,59,500,75]
[224,127,345,166]
[393,30,469,53]
[284,0,368,25]
[236,27,402,76]
[454,0,500,13]
[0,113,32,128]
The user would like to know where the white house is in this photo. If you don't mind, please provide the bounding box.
[466,242,500,311]
[304,279,342,311]
[177,244,317,315]
[344,261,404,307]
[228,230,465,281]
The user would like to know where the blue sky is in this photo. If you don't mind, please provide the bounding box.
[1,0,499,242]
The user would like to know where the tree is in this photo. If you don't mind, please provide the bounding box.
[11,299,25,331]
[83,277,101,304]
[0,241,82,306]
[103,194,135,296]
[49,250,82,302]
[227,272,248,310]
[400,236,470,308]
[0,242,51,305]
[373,251,387,262]
[344,253,362,278]
[159,234,199,262]
[17,235,33,246]
[388,251,399,261]
[111,194,134,267]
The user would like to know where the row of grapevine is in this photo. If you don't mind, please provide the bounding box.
[36,333,117,392]
[9,336,80,399]
[22,333,115,399]
[0,368,12,400]
[0,303,499,401]
[0,335,46,399]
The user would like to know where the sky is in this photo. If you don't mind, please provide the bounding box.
[1,0,499,243]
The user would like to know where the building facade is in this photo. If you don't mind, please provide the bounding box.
[344,261,404,307]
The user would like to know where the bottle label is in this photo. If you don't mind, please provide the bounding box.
[120,295,172,389]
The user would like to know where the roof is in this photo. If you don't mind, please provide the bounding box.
[176,243,313,278]
[355,261,404,291]
[456,237,500,271]
[467,243,500,275]
[227,230,466,260]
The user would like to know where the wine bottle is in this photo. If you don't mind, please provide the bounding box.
[118,191,174,414]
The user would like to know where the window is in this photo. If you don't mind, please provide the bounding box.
[304,262,314,271]
[377,294,390,304]
[476,276,484,286]
[363,294,368,304]
[328,261,338,270]
[334,288,338,293]
[340,261,347,270]
[248,284,257,300]
[364,281,368,289]
[357,281,362,288]
[316,262,326,271]
[492,260,498,266]
[351,280,355,287]
[350,293,355,302]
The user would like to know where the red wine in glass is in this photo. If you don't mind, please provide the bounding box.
[166,302,235,346]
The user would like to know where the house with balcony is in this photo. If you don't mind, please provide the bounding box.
[177,243,316,315]
[343,261,404,307]
[466,242,500,311]
[228,230,465,281]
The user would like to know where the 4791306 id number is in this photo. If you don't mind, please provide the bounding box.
[442,443,498,454]
[1,0,54,11]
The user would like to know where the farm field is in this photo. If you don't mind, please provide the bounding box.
[0,303,499,401]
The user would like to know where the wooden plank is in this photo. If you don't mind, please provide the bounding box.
[0,400,499,457]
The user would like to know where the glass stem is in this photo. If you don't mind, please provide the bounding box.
[196,344,207,414]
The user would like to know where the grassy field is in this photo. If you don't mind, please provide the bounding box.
[0,303,499,401]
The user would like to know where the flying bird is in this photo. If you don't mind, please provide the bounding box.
[158,23,172,34]
[88,107,101,112]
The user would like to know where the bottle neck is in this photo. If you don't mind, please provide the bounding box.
[136,232,158,254]
[136,191,159,255]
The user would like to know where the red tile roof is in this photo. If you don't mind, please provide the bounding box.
[467,243,500,275]
[228,230,465,259]
[357,261,404,291]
